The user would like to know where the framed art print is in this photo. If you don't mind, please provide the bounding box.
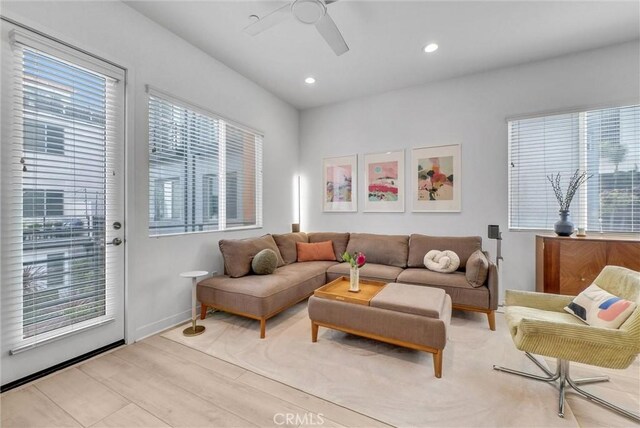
[323,155,357,212]
[411,144,461,212]
[363,150,404,212]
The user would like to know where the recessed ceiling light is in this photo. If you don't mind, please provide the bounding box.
[305,77,316,84]
[423,43,439,53]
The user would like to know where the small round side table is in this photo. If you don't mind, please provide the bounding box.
[180,270,209,337]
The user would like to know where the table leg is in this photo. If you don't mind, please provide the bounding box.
[183,276,205,336]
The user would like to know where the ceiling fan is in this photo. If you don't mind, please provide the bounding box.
[244,0,349,56]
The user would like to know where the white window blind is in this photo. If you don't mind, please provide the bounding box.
[509,105,639,233]
[148,90,263,236]
[3,31,125,351]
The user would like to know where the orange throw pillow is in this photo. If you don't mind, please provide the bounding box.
[296,241,336,262]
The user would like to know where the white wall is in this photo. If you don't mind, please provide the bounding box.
[299,41,640,299]
[1,0,299,364]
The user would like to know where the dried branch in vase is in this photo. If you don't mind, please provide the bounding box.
[546,169,593,211]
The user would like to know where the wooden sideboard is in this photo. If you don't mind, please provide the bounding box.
[536,234,640,296]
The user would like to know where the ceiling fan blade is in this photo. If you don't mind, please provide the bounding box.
[244,3,291,36]
[315,12,349,56]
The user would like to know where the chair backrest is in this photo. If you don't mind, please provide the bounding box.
[594,266,640,344]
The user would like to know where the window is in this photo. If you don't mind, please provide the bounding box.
[23,190,64,217]
[24,119,65,155]
[153,178,181,221]
[509,105,639,232]
[203,174,219,222]
[148,91,263,236]
[46,252,65,288]
[226,172,238,221]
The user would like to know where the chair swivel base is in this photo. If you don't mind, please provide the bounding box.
[493,352,640,423]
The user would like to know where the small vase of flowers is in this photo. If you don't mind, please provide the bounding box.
[547,170,592,236]
[342,251,366,292]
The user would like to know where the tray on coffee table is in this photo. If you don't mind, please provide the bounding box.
[313,276,387,306]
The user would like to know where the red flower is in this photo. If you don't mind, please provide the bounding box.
[355,252,366,268]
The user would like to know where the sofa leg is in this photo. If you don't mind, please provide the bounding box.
[260,318,266,339]
[311,321,318,343]
[433,350,443,378]
[487,310,496,331]
[200,304,208,320]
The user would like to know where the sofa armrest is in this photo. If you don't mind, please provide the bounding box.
[505,289,574,313]
[486,260,499,310]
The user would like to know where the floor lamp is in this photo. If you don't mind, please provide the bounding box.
[292,175,301,232]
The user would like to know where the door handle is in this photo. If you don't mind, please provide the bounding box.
[108,237,123,246]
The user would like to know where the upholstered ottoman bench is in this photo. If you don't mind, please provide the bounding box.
[308,282,452,377]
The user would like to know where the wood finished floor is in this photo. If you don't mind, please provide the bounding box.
[1,335,388,428]
[1,331,637,428]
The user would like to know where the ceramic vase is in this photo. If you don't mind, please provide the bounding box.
[554,210,575,236]
[349,266,360,292]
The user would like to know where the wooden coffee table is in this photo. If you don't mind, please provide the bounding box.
[313,276,387,306]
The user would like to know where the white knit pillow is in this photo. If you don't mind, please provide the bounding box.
[424,250,460,273]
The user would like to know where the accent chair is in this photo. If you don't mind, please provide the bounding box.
[493,265,640,422]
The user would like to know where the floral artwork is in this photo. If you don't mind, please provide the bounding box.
[412,145,461,212]
[417,156,454,201]
[326,164,352,202]
[368,161,398,202]
[363,151,404,212]
[323,155,357,212]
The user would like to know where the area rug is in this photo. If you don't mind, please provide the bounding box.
[162,303,580,427]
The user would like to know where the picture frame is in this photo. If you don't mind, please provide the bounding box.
[363,150,405,212]
[323,155,357,212]
[411,144,461,212]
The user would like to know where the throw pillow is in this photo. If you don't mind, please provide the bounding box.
[465,250,489,287]
[564,284,637,329]
[251,249,278,275]
[307,232,350,261]
[423,250,460,273]
[296,241,337,262]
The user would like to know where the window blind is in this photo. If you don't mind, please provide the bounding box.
[586,106,640,232]
[509,105,639,233]
[2,31,125,352]
[148,90,263,236]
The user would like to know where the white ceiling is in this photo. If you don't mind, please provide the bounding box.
[125,1,640,109]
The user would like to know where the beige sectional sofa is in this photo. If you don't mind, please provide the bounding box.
[198,232,498,338]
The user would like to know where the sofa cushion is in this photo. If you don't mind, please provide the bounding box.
[251,249,278,275]
[198,261,338,317]
[371,283,447,319]
[396,268,490,309]
[465,250,489,287]
[308,232,350,261]
[345,233,409,268]
[219,235,285,278]
[296,241,337,262]
[326,262,403,283]
[272,232,308,265]
[408,235,482,269]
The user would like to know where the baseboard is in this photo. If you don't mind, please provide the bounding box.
[134,306,199,342]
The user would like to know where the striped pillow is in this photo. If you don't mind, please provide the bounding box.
[564,284,636,329]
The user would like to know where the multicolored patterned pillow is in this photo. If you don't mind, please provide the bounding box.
[564,284,637,329]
